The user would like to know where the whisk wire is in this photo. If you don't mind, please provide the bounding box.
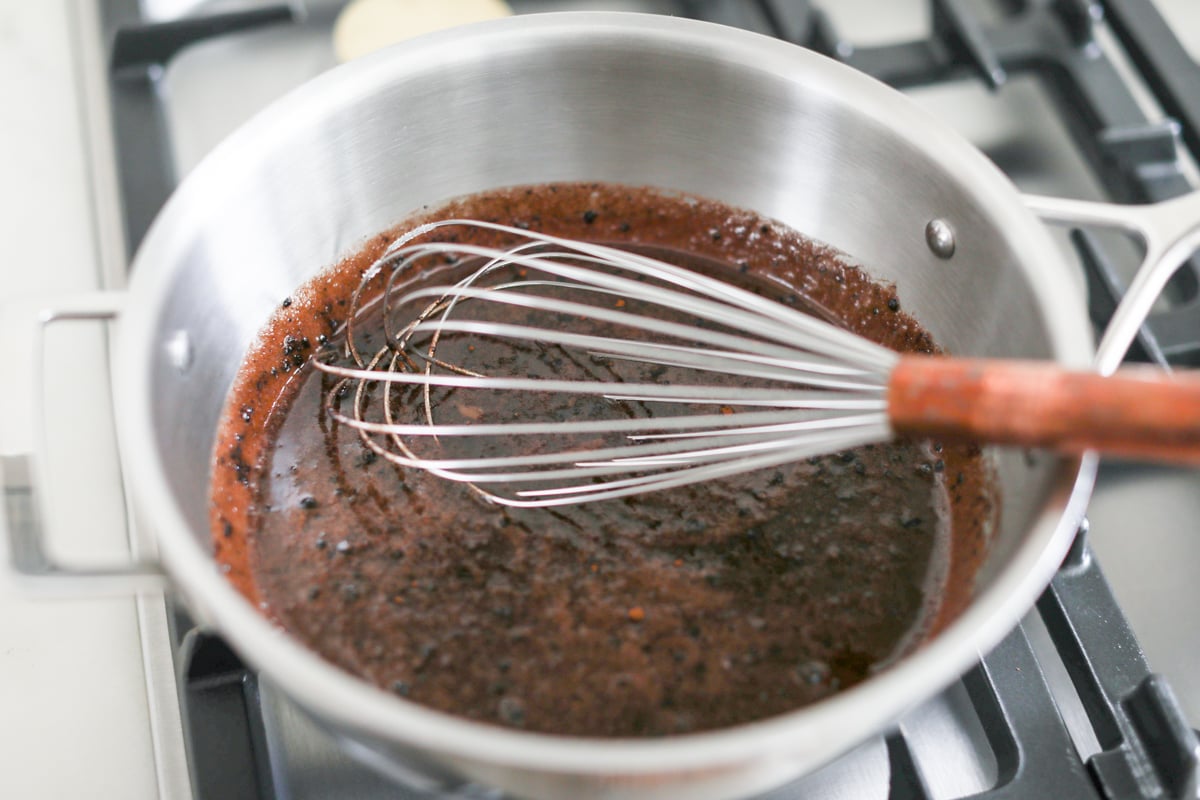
[316,361,888,408]
[407,319,884,390]
[314,220,899,506]
[384,247,896,372]
[509,427,890,505]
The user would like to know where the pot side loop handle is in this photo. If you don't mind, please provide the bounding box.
[2,291,168,595]
[1023,191,1200,376]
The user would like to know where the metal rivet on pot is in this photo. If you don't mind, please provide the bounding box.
[166,330,193,372]
[925,219,956,259]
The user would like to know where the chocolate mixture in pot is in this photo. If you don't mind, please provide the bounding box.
[210,183,996,737]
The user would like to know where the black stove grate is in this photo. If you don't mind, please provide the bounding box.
[757,0,1200,367]
[888,525,1200,800]
[94,1,1200,798]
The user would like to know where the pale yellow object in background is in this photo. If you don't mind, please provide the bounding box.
[333,0,514,62]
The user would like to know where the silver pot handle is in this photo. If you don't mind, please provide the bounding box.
[1023,191,1200,375]
[3,291,167,595]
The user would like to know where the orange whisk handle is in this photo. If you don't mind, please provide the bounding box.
[888,356,1200,465]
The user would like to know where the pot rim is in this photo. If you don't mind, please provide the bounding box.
[116,12,1097,776]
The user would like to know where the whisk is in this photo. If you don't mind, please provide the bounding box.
[313,220,1200,507]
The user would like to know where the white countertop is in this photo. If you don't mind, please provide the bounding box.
[0,1,162,798]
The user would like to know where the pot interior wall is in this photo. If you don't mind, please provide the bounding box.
[137,17,1080,616]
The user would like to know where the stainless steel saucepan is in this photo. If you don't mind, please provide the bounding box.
[7,13,1200,800]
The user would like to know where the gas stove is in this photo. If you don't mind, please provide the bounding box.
[2,1,1199,799]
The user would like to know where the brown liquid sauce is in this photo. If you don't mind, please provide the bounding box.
[210,183,996,737]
